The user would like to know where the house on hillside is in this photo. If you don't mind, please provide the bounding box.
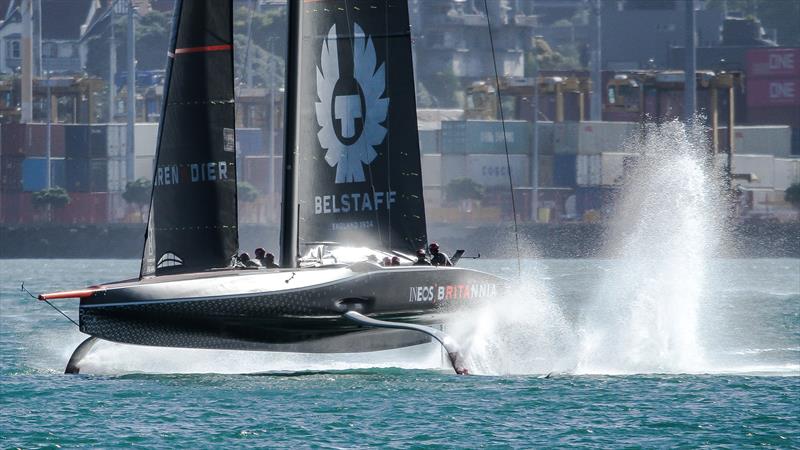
[0,0,100,75]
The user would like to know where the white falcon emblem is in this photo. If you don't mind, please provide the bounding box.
[315,23,389,184]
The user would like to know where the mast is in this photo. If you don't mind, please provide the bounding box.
[280,0,302,268]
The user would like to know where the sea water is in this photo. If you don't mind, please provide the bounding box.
[2,122,799,447]
[1,258,798,447]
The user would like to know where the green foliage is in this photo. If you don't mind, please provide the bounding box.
[785,183,800,209]
[31,187,70,210]
[122,178,151,207]
[527,37,582,73]
[86,10,171,77]
[237,181,260,203]
[445,178,484,203]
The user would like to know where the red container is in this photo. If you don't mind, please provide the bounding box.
[1,123,26,156]
[54,192,108,224]
[746,106,800,129]
[1,154,23,193]
[746,78,800,108]
[746,48,800,79]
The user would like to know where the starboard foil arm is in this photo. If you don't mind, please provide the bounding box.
[65,336,100,374]
[343,311,468,375]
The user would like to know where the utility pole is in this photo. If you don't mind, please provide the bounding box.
[46,70,52,189]
[109,2,117,122]
[267,37,276,196]
[126,0,136,182]
[35,0,42,77]
[531,33,540,222]
[683,0,697,124]
[21,0,33,123]
[590,0,602,121]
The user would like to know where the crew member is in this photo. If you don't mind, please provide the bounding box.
[263,252,280,269]
[254,247,268,266]
[382,257,392,266]
[391,256,401,266]
[428,242,452,267]
[413,249,431,266]
[238,252,260,268]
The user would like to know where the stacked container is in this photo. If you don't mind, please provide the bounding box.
[746,48,800,155]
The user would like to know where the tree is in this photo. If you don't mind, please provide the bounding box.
[445,177,484,203]
[31,187,70,222]
[785,183,800,210]
[237,181,260,203]
[237,181,261,223]
[122,178,151,221]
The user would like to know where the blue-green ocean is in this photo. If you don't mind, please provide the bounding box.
[2,258,798,447]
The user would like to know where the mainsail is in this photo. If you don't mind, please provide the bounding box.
[291,0,427,255]
[141,0,238,276]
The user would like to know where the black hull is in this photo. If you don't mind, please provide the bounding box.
[79,264,506,353]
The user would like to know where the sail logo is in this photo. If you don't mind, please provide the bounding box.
[315,23,389,184]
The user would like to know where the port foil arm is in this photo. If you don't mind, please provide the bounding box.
[343,311,468,375]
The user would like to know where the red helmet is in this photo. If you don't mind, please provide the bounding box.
[429,242,439,252]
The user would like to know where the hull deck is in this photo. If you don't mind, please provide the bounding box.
[78,263,506,352]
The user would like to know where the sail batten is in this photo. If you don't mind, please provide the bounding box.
[140,0,238,277]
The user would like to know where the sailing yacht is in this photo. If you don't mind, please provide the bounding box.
[39,0,508,374]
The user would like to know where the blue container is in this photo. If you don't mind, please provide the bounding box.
[553,155,577,187]
[65,159,91,192]
[236,128,264,156]
[64,125,91,159]
[22,158,47,192]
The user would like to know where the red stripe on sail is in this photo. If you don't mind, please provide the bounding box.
[173,44,232,55]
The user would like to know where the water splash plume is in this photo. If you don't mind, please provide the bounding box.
[575,119,725,374]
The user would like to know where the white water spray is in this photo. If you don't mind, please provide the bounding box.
[575,120,724,374]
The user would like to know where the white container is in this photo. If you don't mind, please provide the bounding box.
[134,123,159,157]
[774,157,800,191]
[554,121,638,155]
[577,152,637,186]
[421,154,442,187]
[441,154,467,185]
[717,126,792,157]
[465,154,530,187]
[721,154,776,188]
[134,155,155,181]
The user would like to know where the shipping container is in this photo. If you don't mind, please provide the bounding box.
[746,48,800,79]
[53,192,109,224]
[418,128,440,154]
[134,155,155,181]
[65,158,90,192]
[441,120,530,154]
[553,154,577,187]
[1,123,25,156]
[236,128,264,156]
[134,123,159,157]
[717,154,776,188]
[716,125,792,157]
[577,152,637,187]
[441,154,467,185]
[574,187,614,217]
[421,154,441,187]
[746,78,800,108]
[538,155,554,187]
[1,154,23,193]
[774,158,800,191]
[465,154,530,187]
[22,157,67,191]
[535,121,555,155]
[106,124,126,158]
[553,121,638,155]
[64,124,91,159]
[239,155,281,195]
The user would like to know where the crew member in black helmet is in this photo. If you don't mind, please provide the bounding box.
[238,252,260,268]
[263,252,280,269]
[254,247,268,266]
[428,242,452,267]
[413,248,431,266]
